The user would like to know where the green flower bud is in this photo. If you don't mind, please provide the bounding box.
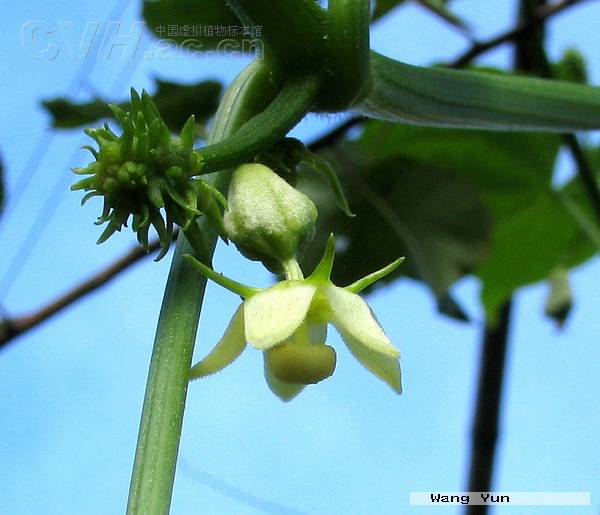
[266,342,336,385]
[223,163,318,272]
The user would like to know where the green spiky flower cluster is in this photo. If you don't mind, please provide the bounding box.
[71,89,225,259]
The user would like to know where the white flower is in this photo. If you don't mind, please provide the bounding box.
[186,235,403,401]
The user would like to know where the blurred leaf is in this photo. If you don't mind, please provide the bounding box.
[552,48,588,84]
[478,190,593,318]
[300,152,355,217]
[360,52,600,132]
[43,79,222,132]
[372,0,467,31]
[359,122,598,319]
[478,137,600,318]
[298,136,492,317]
[586,146,600,171]
[544,268,573,327]
[302,119,598,321]
[415,0,467,30]
[372,0,408,20]
[356,122,562,312]
[437,292,470,322]
[144,79,222,130]
[42,98,111,129]
[359,122,560,221]
[143,0,244,50]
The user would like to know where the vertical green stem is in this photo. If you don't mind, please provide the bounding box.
[126,59,279,515]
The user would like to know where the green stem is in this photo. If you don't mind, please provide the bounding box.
[181,224,211,261]
[125,59,279,515]
[359,51,600,131]
[319,0,371,111]
[226,0,327,72]
[282,257,304,281]
[194,73,321,174]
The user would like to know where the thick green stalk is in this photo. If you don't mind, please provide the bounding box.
[226,0,327,72]
[194,73,321,173]
[359,51,600,131]
[319,0,371,111]
[126,59,278,515]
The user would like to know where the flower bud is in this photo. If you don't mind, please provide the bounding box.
[223,163,318,272]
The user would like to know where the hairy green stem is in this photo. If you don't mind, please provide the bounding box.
[126,59,278,515]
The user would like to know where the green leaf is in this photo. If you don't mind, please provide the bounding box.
[300,151,355,217]
[367,122,599,320]
[478,189,594,318]
[143,0,243,50]
[356,121,598,319]
[359,121,560,220]
[303,118,600,320]
[43,79,222,132]
[358,52,600,132]
[298,137,492,313]
[42,98,111,129]
[473,140,597,318]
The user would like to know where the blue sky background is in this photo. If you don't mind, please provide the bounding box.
[1,1,599,514]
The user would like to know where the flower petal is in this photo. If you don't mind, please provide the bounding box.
[244,282,316,350]
[340,329,402,393]
[263,354,305,401]
[324,286,400,358]
[189,305,246,379]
